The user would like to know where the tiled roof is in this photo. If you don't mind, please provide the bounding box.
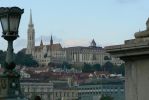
[34,43,62,52]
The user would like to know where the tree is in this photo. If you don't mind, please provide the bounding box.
[100,95,114,100]
[102,62,114,73]
[0,50,6,67]
[15,51,38,67]
[0,50,38,67]
[118,63,125,76]
[62,61,72,69]
[104,56,111,60]
[34,96,41,100]
[48,62,55,67]
[93,64,101,71]
[82,63,93,73]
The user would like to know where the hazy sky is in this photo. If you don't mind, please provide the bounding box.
[0,0,149,52]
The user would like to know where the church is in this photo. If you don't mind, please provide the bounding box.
[24,11,123,66]
[25,11,66,66]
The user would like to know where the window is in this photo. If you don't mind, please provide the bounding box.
[55,92,58,96]
[72,92,74,97]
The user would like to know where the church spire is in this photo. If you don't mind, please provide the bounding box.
[40,37,43,46]
[29,9,33,27]
[26,9,35,54]
[50,35,53,45]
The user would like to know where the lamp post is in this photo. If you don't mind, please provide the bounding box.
[0,7,26,100]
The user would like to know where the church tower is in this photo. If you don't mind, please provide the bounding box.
[26,10,35,54]
[50,35,53,45]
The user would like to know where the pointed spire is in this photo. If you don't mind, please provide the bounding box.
[40,37,43,46]
[29,9,33,26]
[50,35,53,45]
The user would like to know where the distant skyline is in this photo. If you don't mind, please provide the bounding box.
[0,0,149,52]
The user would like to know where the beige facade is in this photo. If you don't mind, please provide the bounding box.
[65,40,123,66]
[25,11,123,66]
[53,89,78,100]
[31,42,66,66]
[21,82,53,100]
[21,82,78,100]
[65,46,106,65]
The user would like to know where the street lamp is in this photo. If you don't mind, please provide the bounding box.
[0,7,23,68]
[0,7,26,100]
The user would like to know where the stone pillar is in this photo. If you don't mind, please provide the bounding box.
[0,75,23,100]
[105,18,149,100]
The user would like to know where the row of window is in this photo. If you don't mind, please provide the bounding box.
[55,92,77,97]
[79,90,122,95]
[79,86,124,90]
[22,87,52,92]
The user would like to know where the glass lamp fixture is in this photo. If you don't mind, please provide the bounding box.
[0,7,24,39]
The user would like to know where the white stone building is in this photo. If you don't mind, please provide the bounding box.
[65,39,123,66]
[21,81,78,100]
[24,10,123,66]
[21,82,54,100]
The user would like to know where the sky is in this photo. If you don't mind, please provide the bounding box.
[0,0,149,52]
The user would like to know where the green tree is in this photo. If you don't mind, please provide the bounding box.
[118,63,125,76]
[82,63,93,73]
[34,96,41,100]
[100,95,114,100]
[62,61,72,69]
[93,64,101,71]
[0,50,4,59]
[15,51,38,67]
[0,50,6,67]
[48,62,55,67]
[102,62,114,73]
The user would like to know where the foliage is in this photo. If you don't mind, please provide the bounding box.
[104,56,111,60]
[100,95,114,100]
[0,50,38,67]
[82,63,102,73]
[82,61,125,75]
[0,50,6,67]
[117,63,125,76]
[92,64,101,71]
[48,62,55,67]
[62,61,72,69]
[4,62,16,70]
[102,61,114,72]
[15,51,38,67]
[82,63,94,73]
[34,96,41,100]
[49,61,73,70]
[102,62,125,75]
